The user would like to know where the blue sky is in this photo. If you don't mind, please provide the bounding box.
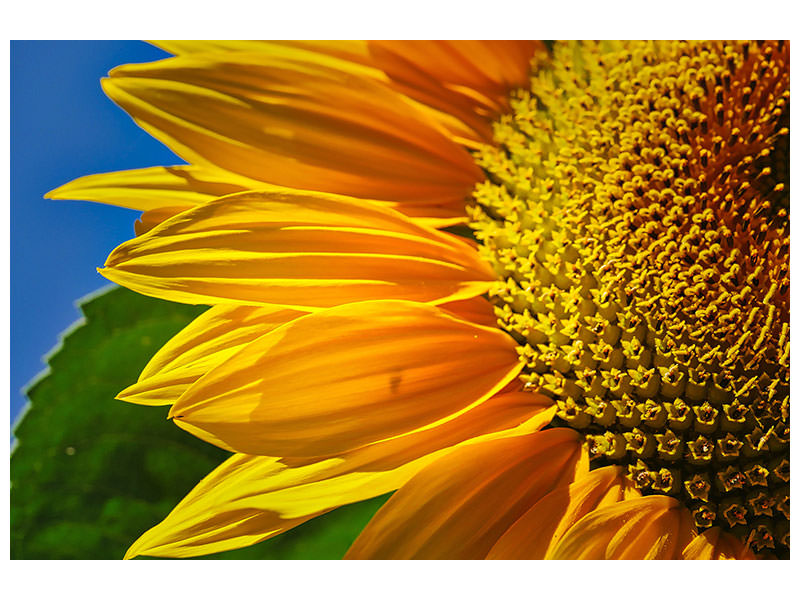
[10,41,182,424]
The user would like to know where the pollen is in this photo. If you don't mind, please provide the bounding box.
[469,41,789,557]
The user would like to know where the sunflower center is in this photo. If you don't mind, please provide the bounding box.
[468,41,789,556]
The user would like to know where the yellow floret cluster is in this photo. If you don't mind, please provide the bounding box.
[469,40,789,556]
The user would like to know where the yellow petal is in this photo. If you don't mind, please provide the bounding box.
[44,165,254,212]
[149,40,540,146]
[383,202,469,228]
[681,527,756,560]
[547,495,696,559]
[118,304,305,405]
[172,419,238,453]
[133,206,189,236]
[101,190,494,310]
[140,305,301,378]
[323,391,555,475]
[126,391,555,558]
[152,40,371,65]
[102,51,482,212]
[124,454,303,558]
[134,201,471,235]
[49,42,538,227]
[45,163,464,230]
[117,371,194,407]
[345,428,585,559]
[374,41,541,100]
[169,300,523,457]
[367,41,544,143]
[439,296,498,328]
[487,465,641,559]
[47,42,539,228]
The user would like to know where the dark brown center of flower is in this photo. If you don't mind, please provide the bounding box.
[469,40,789,557]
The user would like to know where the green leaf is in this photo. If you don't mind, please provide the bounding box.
[11,285,386,559]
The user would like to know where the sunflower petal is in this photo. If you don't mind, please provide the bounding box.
[384,203,469,228]
[373,41,541,99]
[681,527,756,560]
[118,304,305,405]
[151,40,371,64]
[149,40,541,146]
[487,465,641,559]
[117,297,491,407]
[126,392,555,558]
[172,419,238,453]
[331,391,556,474]
[102,51,482,212]
[140,305,303,378]
[44,162,464,231]
[439,296,498,328]
[367,41,543,143]
[134,206,190,236]
[547,495,696,559]
[100,190,494,310]
[44,165,253,211]
[168,300,522,457]
[136,198,472,235]
[345,428,586,559]
[124,454,310,559]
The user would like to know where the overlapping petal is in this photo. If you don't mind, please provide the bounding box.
[681,528,756,560]
[438,296,499,328]
[134,206,192,236]
[345,428,587,559]
[125,391,555,558]
[151,40,370,64]
[487,466,641,559]
[547,495,696,559]
[101,190,494,308]
[367,41,543,144]
[168,300,523,457]
[119,293,498,408]
[101,49,483,217]
[151,40,542,145]
[118,305,306,405]
[45,166,466,233]
[48,42,541,233]
[101,190,495,310]
[45,164,255,211]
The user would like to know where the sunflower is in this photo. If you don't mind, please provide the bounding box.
[48,40,789,560]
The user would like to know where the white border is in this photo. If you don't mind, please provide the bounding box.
[3,1,797,39]
[3,3,798,599]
